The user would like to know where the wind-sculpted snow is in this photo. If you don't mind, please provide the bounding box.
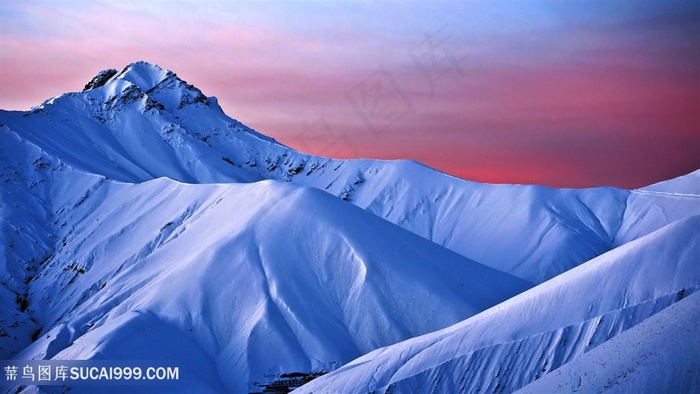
[1,61,698,393]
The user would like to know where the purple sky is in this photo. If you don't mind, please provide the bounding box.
[1,1,698,188]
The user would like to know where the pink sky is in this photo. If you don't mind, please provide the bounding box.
[1,1,698,188]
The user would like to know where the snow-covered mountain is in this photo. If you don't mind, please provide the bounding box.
[1,61,698,393]
[0,132,528,392]
[4,62,695,285]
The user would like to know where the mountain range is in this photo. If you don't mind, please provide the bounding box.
[1,61,698,393]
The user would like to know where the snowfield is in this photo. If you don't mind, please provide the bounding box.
[1,62,698,393]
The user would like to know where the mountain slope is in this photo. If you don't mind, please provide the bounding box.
[0,127,528,392]
[615,171,700,245]
[295,215,700,393]
[515,291,700,394]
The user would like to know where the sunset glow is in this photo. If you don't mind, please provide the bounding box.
[1,1,698,188]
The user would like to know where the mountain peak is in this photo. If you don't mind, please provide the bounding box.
[78,61,214,113]
[113,61,171,92]
[82,61,170,93]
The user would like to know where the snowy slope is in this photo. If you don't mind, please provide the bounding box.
[615,170,700,245]
[3,61,697,285]
[515,291,700,394]
[0,126,528,393]
[638,169,700,195]
[295,215,700,393]
[0,127,99,358]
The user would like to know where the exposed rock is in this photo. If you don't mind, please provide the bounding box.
[82,69,118,91]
